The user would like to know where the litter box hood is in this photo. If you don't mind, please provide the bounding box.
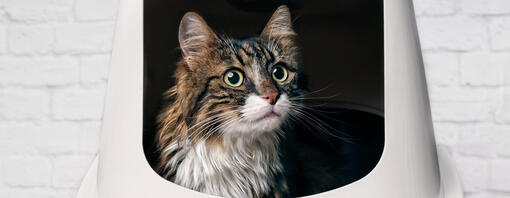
[76,0,463,197]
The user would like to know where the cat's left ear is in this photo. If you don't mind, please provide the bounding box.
[261,5,296,38]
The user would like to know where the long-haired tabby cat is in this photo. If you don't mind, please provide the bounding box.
[156,5,302,198]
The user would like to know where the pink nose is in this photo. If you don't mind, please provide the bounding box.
[262,92,280,105]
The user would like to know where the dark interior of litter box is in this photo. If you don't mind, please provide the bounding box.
[143,0,384,196]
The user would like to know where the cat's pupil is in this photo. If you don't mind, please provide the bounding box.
[228,72,240,84]
[273,67,285,80]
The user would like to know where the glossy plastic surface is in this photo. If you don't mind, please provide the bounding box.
[76,0,463,197]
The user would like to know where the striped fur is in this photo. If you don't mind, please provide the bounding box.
[156,5,302,198]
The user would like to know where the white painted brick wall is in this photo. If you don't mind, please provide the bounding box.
[415,0,510,197]
[0,0,508,197]
[52,155,94,188]
[0,57,80,86]
[8,25,54,55]
[3,156,52,187]
[461,0,510,15]
[2,0,74,23]
[0,0,114,197]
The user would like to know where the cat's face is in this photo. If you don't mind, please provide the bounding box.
[174,6,302,140]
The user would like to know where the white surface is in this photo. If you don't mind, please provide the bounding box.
[0,0,508,198]
[79,0,448,197]
[438,146,463,198]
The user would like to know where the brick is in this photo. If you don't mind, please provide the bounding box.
[460,51,507,86]
[0,25,6,54]
[0,189,72,198]
[454,155,489,193]
[457,124,510,157]
[52,155,94,188]
[0,123,39,155]
[455,124,484,157]
[0,159,3,188]
[423,52,459,86]
[0,9,7,23]
[465,192,510,198]
[489,158,510,191]
[79,122,101,154]
[2,156,52,187]
[35,122,81,154]
[80,55,110,85]
[0,89,50,120]
[429,86,491,103]
[75,0,118,21]
[506,59,510,85]
[490,16,510,51]
[8,25,54,55]
[461,0,510,15]
[413,0,459,16]
[2,0,73,23]
[52,88,105,120]
[431,101,491,122]
[496,87,510,123]
[0,56,79,87]
[433,122,460,146]
[55,22,115,54]
[0,122,80,155]
[417,16,486,51]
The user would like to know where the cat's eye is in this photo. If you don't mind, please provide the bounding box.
[272,65,288,82]
[224,69,244,87]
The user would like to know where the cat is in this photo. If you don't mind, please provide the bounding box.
[155,5,303,198]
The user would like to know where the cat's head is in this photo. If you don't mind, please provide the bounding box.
[172,5,303,140]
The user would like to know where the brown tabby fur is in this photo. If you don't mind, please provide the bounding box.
[155,5,302,197]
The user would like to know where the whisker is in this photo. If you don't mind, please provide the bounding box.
[199,115,240,143]
[299,84,335,97]
[196,105,242,117]
[185,111,237,140]
[286,113,321,137]
[289,107,353,142]
[187,111,234,132]
[288,93,342,101]
[282,103,347,122]
[188,114,238,146]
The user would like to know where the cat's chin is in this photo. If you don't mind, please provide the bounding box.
[222,114,286,138]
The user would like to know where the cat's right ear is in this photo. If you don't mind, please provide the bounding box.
[178,12,216,64]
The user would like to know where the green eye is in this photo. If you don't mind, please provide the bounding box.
[224,69,244,87]
[272,65,288,82]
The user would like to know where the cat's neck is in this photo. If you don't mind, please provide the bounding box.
[174,131,284,198]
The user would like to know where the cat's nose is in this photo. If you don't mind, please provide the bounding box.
[262,92,280,105]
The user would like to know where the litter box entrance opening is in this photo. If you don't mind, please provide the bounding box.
[143,0,384,196]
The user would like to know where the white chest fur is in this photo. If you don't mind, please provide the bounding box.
[172,133,283,198]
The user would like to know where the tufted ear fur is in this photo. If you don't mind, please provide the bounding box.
[178,12,217,65]
[261,5,296,38]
